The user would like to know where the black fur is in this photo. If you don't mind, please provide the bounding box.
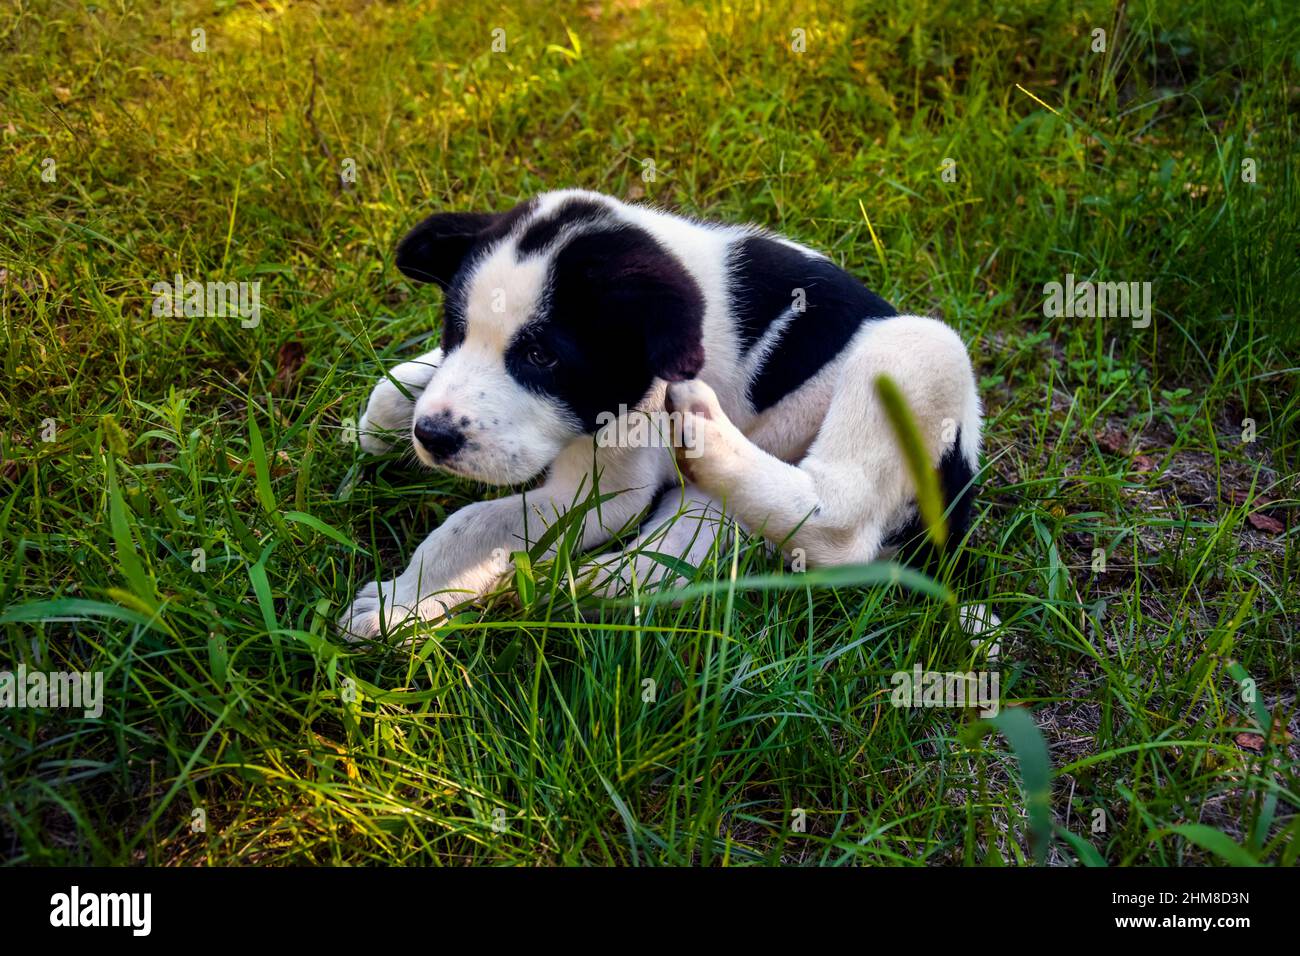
[727,236,803,350]
[882,428,977,567]
[516,199,611,258]
[728,236,897,412]
[395,201,537,287]
[398,202,540,350]
[507,224,704,431]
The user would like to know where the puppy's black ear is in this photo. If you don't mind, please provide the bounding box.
[636,264,705,383]
[558,228,707,383]
[394,211,499,288]
[647,312,705,382]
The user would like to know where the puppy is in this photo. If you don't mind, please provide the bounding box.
[340,189,983,640]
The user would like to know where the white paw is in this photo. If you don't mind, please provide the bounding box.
[665,380,739,490]
[961,604,1002,640]
[336,578,449,643]
[358,378,416,454]
[666,379,724,421]
[358,411,399,454]
[357,352,442,454]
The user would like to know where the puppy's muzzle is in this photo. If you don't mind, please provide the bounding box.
[413,414,466,462]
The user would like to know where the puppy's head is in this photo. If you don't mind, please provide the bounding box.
[392,193,704,484]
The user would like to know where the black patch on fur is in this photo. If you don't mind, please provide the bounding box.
[516,199,610,258]
[395,202,535,288]
[728,236,802,349]
[730,236,896,412]
[883,429,977,567]
[395,212,494,287]
[480,199,538,244]
[504,224,705,432]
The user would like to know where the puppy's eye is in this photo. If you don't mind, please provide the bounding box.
[526,345,557,369]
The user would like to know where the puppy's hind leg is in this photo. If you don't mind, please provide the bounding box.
[669,315,981,569]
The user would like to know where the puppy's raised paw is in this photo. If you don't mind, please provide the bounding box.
[666,379,743,489]
[665,379,723,420]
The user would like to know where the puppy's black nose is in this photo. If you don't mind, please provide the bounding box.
[413,416,466,460]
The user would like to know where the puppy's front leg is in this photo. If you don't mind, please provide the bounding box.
[338,492,534,640]
[357,347,443,453]
[338,446,664,641]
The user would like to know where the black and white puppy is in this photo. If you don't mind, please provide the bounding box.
[341,189,983,639]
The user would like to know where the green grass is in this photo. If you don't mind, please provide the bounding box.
[1,0,1297,865]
